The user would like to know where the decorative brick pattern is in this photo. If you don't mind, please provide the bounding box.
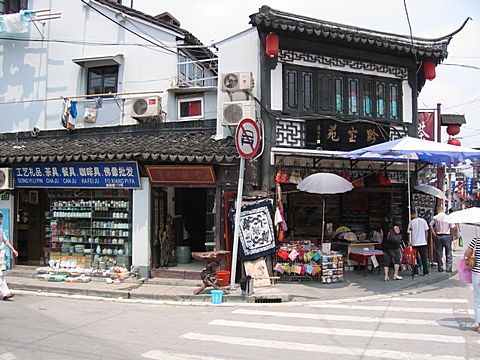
[279,50,408,79]
[276,119,305,147]
[389,124,409,140]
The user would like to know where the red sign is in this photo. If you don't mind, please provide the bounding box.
[146,166,216,185]
[235,118,260,158]
[418,112,434,141]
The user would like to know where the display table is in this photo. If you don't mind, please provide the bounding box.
[349,250,384,277]
[346,243,380,266]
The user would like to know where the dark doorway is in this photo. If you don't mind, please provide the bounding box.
[176,188,207,252]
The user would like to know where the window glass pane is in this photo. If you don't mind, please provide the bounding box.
[335,78,343,113]
[390,83,399,119]
[286,70,298,109]
[188,100,202,116]
[180,100,202,117]
[188,62,195,81]
[197,66,204,86]
[87,65,118,95]
[178,54,187,83]
[376,82,386,118]
[362,80,373,117]
[302,72,313,110]
[348,78,359,115]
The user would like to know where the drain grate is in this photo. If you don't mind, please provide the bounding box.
[254,298,282,303]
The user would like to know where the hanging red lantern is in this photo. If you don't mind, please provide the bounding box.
[265,32,279,58]
[448,138,461,146]
[446,124,461,136]
[424,61,436,80]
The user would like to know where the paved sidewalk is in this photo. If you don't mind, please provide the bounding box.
[4,260,459,304]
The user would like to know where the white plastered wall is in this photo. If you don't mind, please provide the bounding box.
[132,177,150,278]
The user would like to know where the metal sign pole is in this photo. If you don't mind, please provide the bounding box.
[229,156,245,290]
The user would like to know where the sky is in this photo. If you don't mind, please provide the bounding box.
[133,0,480,147]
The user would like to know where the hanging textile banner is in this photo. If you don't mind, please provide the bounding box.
[417,112,435,141]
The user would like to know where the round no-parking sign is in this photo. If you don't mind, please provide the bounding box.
[235,118,261,159]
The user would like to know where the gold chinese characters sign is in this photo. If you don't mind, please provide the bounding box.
[307,120,390,151]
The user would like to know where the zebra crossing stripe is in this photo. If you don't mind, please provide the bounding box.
[181,333,465,360]
[379,297,469,303]
[209,319,465,344]
[232,309,473,328]
[309,303,474,315]
[142,350,228,360]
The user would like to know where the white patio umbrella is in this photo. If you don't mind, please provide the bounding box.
[414,184,447,201]
[297,173,354,243]
[446,207,480,225]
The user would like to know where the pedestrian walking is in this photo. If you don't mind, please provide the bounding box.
[408,210,430,276]
[0,212,18,300]
[429,207,455,272]
[465,237,480,333]
[383,224,403,281]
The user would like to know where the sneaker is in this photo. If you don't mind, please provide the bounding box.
[423,273,430,277]
[384,276,390,281]
[438,269,445,273]
[393,275,403,280]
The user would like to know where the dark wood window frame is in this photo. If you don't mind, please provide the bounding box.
[87,65,119,96]
[283,64,403,122]
[0,0,27,14]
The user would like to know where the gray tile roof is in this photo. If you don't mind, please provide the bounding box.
[250,6,468,61]
[0,123,238,164]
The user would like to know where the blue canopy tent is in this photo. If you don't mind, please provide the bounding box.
[340,136,480,235]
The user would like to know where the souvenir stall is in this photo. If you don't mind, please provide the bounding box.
[272,160,409,282]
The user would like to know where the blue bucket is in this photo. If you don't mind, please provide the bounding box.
[211,290,223,304]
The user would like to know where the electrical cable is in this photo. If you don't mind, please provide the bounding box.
[81,0,177,55]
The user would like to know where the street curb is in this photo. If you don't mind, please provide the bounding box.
[8,281,292,303]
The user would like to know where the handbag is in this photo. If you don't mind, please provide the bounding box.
[275,168,289,184]
[466,238,478,270]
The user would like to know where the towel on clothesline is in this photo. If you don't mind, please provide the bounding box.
[0,10,34,34]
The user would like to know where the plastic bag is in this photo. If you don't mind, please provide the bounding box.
[458,257,472,285]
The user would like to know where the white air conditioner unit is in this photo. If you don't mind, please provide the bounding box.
[131,96,161,117]
[0,168,13,190]
[221,100,256,126]
[221,72,254,92]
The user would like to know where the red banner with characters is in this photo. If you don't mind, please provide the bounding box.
[418,112,435,141]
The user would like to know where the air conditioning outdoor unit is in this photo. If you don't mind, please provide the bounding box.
[221,100,256,126]
[221,72,254,92]
[0,168,13,190]
[131,96,161,117]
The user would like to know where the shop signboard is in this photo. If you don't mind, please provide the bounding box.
[13,162,141,189]
[305,119,389,151]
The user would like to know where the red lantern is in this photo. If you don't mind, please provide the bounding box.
[448,138,461,146]
[265,33,279,58]
[424,61,436,80]
[447,124,460,136]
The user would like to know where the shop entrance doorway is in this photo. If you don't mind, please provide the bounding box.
[15,189,46,265]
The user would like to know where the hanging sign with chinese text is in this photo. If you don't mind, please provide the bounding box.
[305,120,389,151]
[13,162,141,189]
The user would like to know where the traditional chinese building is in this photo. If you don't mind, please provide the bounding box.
[216,6,465,244]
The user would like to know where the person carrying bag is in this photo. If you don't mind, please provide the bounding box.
[465,237,479,333]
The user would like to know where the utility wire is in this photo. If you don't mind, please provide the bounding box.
[81,0,177,55]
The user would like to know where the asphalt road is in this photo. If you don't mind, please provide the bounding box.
[1,277,478,360]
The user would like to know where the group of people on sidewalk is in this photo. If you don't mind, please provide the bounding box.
[387,205,478,334]
[383,206,452,281]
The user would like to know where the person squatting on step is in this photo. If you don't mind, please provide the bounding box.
[0,212,18,300]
